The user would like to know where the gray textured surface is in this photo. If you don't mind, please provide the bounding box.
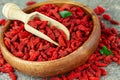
[0,0,120,80]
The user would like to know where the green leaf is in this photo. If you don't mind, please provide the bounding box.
[100,46,113,56]
[59,10,72,18]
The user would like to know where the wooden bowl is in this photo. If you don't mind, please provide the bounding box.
[0,0,101,77]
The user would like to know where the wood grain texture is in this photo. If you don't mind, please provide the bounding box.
[0,0,101,77]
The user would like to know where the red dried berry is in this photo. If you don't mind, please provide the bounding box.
[118,60,120,65]
[89,77,100,80]
[37,55,44,61]
[13,51,24,58]
[78,64,90,71]
[0,19,6,25]
[86,70,94,77]
[40,21,48,29]
[110,19,119,25]
[51,10,60,20]
[61,75,67,80]
[96,55,105,61]
[8,72,17,80]
[28,50,40,61]
[1,67,13,73]
[103,14,111,20]
[91,64,99,71]
[58,29,67,39]
[3,63,13,68]
[100,68,107,76]
[50,77,61,80]
[104,55,113,64]
[26,1,36,6]
[95,62,107,67]
[4,37,11,49]
[112,57,118,62]
[96,69,101,77]
[67,71,81,79]
[0,58,5,66]
[50,51,58,60]
[19,31,30,39]
[94,6,105,15]
[41,52,48,60]
[58,35,66,46]
[82,71,89,80]
[88,67,96,76]
[88,54,97,62]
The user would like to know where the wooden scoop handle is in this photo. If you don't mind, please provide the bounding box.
[2,3,59,46]
[2,3,28,23]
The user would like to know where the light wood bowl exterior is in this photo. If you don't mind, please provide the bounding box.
[0,0,101,77]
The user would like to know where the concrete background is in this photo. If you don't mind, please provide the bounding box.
[0,0,120,80]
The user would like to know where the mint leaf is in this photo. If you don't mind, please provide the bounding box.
[59,10,72,18]
[100,46,113,56]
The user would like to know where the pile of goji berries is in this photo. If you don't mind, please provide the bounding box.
[0,50,17,80]
[0,1,120,80]
[4,4,93,61]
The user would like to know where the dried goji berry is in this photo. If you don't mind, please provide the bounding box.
[95,61,107,67]
[104,55,113,64]
[110,19,119,25]
[0,58,5,66]
[96,55,106,61]
[3,63,13,68]
[50,77,61,80]
[8,72,17,80]
[19,31,30,39]
[13,51,24,58]
[51,10,60,20]
[28,51,40,61]
[94,6,105,15]
[26,1,36,6]
[91,64,99,71]
[88,54,97,63]
[118,59,120,65]
[82,71,88,80]
[67,71,80,79]
[37,55,44,61]
[100,68,107,76]
[112,57,118,62]
[40,21,48,29]
[50,51,58,60]
[103,14,111,20]
[58,35,66,47]
[77,64,90,71]
[95,69,101,77]
[1,67,13,73]
[40,52,48,60]
[61,76,67,80]
[4,37,11,49]
[89,67,97,76]
[89,76,100,80]
[58,29,67,39]
[22,53,30,60]
[86,71,94,77]
[0,19,6,26]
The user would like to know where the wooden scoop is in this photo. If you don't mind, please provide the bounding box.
[2,3,70,46]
